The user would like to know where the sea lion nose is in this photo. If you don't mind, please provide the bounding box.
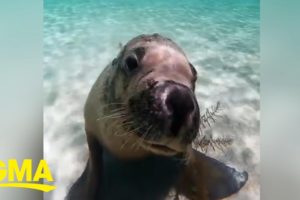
[164,84,195,136]
[152,81,197,137]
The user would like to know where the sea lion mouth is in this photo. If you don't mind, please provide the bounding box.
[136,138,189,156]
[138,140,179,156]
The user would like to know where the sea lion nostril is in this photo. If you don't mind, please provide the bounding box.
[165,87,195,135]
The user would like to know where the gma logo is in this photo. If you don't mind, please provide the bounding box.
[0,159,55,192]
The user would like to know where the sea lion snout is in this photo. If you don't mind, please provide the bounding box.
[128,80,200,146]
[153,81,199,141]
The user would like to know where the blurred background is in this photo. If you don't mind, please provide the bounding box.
[44,0,260,199]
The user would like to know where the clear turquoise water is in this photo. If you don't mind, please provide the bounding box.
[44,0,259,199]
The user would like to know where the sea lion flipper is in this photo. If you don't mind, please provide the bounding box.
[196,152,248,199]
[177,148,248,200]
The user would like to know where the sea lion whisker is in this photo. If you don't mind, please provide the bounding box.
[121,137,132,149]
[120,118,135,126]
[119,126,142,150]
[131,141,139,151]
[101,102,127,108]
[97,110,123,120]
[106,111,126,117]
[142,125,153,141]
[100,112,126,120]
[108,107,127,114]
[111,119,131,136]
[122,122,135,127]
[102,106,126,113]
[134,125,152,150]
[115,120,135,136]
[114,122,140,139]
[101,113,126,119]
[114,130,128,137]
[128,126,141,135]
[114,122,134,136]
[119,120,135,130]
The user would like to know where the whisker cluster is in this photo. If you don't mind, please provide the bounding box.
[98,102,156,151]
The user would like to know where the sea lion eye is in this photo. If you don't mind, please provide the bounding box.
[124,55,139,74]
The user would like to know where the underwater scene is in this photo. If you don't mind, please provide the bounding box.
[44,0,260,199]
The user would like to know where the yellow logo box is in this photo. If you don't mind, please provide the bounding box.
[0,159,56,192]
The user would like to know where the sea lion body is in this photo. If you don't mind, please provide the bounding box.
[67,34,248,200]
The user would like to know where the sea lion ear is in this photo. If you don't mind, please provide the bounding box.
[178,149,248,199]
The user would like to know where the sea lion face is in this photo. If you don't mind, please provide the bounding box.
[104,34,200,156]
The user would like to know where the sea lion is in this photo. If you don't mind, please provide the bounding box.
[66,33,248,200]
